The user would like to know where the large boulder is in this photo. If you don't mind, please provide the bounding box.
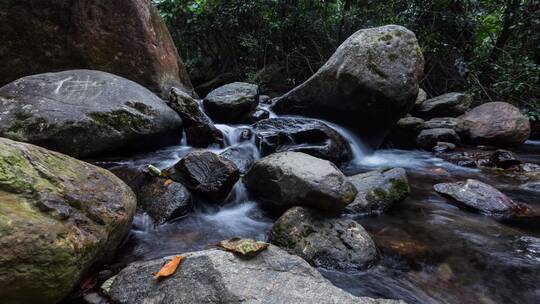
[457,102,531,147]
[346,168,410,214]
[169,151,240,202]
[0,138,136,304]
[203,82,259,123]
[414,92,471,119]
[272,25,424,147]
[434,179,523,215]
[0,0,194,97]
[269,207,379,270]
[0,70,183,158]
[168,87,223,147]
[252,117,352,165]
[244,152,357,212]
[107,246,400,304]
[416,128,461,150]
[137,176,193,224]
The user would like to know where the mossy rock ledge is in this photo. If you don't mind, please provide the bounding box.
[0,138,136,304]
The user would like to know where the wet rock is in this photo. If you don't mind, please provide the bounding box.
[434,142,456,153]
[0,138,136,304]
[203,82,259,123]
[414,92,472,119]
[168,87,223,147]
[0,70,183,158]
[415,88,428,107]
[424,117,459,130]
[137,176,193,224]
[434,179,522,215]
[248,108,270,122]
[489,149,522,169]
[170,151,240,202]
[346,168,410,214]
[220,144,259,174]
[417,128,460,150]
[385,116,425,149]
[269,207,379,270]
[0,0,194,97]
[83,292,107,304]
[457,102,531,147]
[252,117,352,165]
[107,246,400,304]
[259,95,271,104]
[273,25,424,148]
[245,152,357,212]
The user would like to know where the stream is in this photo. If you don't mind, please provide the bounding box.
[98,103,540,304]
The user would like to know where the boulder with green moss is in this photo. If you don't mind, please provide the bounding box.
[273,25,424,148]
[0,70,183,158]
[346,168,410,214]
[0,138,136,304]
[269,207,379,270]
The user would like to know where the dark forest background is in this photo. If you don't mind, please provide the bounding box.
[153,0,540,120]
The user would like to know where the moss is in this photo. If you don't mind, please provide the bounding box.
[367,51,388,79]
[88,110,151,132]
[388,53,399,61]
[367,178,410,205]
[380,33,393,42]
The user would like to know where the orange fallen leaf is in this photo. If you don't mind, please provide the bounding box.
[154,255,184,281]
[164,179,173,187]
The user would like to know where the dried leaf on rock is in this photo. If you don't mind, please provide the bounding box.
[164,179,173,186]
[154,255,184,281]
[217,238,269,257]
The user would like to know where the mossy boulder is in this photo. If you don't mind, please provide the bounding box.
[273,25,424,148]
[269,207,379,270]
[0,137,136,304]
[0,70,183,158]
[346,168,410,214]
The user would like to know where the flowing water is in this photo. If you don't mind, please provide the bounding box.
[99,103,540,303]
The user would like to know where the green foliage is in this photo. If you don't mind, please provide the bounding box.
[154,0,540,117]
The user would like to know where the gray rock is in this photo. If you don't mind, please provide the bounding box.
[434,142,456,153]
[415,88,428,107]
[108,246,401,304]
[424,117,459,130]
[417,128,460,150]
[273,25,424,148]
[245,152,357,212]
[385,116,425,149]
[414,92,471,119]
[347,168,410,214]
[269,207,379,270]
[248,108,270,122]
[170,151,240,202]
[168,87,223,147]
[252,117,352,165]
[0,70,183,158]
[0,138,136,304]
[457,102,531,147]
[203,82,259,123]
[434,179,522,215]
[489,149,522,169]
[137,176,193,224]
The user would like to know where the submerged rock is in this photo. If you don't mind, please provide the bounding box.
[414,92,471,119]
[168,87,223,147]
[0,70,183,158]
[245,152,357,212]
[0,0,194,97]
[0,138,136,304]
[203,82,259,123]
[137,176,193,224]
[434,179,522,215]
[107,246,400,304]
[269,207,379,270]
[252,117,352,165]
[273,25,424,148]
[346,168,410,214]
[417,128,460,150]
[170,151,240,202]
[489,149,522,169]
[457,102,530,147]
